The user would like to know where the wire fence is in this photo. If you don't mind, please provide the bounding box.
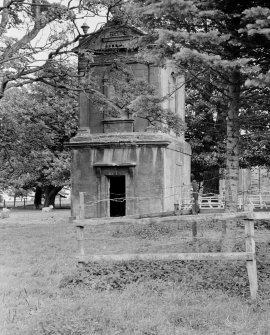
[0,196,71,209]
[79,187,270,216]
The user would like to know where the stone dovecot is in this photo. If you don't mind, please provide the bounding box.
[69,21,191,218]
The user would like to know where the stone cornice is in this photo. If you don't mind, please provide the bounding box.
[66,132,191,155]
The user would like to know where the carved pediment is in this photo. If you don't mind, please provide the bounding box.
[77,24,145,52]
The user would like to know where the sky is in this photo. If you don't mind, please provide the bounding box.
[1,0,107,65]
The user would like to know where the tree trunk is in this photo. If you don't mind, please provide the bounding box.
[44,185,62,207]
[34,185,43,209]
[225,69,240,212]
[222,69,241,252]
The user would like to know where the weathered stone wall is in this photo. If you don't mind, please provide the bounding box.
[70,23,191,219]
[71,134,191,218]
[71,144,166,218]
[163,141,191,211]
[78,60,186,135]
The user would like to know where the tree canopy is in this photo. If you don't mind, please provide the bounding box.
[0,0,114,97]
[0,84,78,205]
[131,0,270,211]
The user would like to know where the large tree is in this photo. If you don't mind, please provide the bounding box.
[185,73,270,194]
[131,0,270,212]
[185,70,227,194]
[0,0,115,98]
[0,84,78,206]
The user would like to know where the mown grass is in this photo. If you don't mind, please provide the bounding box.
[1,211,270,335]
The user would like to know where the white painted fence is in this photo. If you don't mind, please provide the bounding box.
[181,193,270,211]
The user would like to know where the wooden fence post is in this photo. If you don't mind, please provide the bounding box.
[245,219,258,300]
[191,220,198,251]
[77,225,85,262]
[221,219,227,236]
[79,192,85,220]
[192,220,197,241]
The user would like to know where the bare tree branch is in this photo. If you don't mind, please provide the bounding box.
[0,0,10,36]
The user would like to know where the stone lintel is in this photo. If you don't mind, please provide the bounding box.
[93,162,136,167]
[103,119,135,124]
[67,140,171,148]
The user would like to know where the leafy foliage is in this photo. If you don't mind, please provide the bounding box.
[0,84,78,190]
[0,0,124,97]
[239,87,270,167]
[186,75,270,175]
[185,73,227,175]
[90,61,185,135]
[129,0,270,208]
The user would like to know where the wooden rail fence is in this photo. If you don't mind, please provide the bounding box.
[75,193,258,300]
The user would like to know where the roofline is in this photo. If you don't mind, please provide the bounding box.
[73,23,146,52]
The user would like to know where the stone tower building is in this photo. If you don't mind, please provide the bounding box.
[69,21,191,218]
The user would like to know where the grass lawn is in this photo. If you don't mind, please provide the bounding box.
[0,210,270,335]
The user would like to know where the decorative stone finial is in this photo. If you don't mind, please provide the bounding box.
[81,22,89,35]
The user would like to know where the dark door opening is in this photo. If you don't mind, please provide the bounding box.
[109,175,126,217]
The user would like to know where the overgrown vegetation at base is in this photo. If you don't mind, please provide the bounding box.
[64,219,270,301]
[1,212,270,335]
[60,242,270,299]
[62,260,250,294]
